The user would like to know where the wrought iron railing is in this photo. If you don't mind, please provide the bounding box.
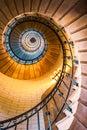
[0,13,78,130]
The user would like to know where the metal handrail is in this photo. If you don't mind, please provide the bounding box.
[0,14,75,130]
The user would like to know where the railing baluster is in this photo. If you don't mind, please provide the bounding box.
[63,41,74,46]
[64,63,71,68]
[45,105,52,130]
[66,73,79,86]
[37,112,40,130]
[58,90,72,113]
[26,118,29,130]
[73,59,78,64]
[52,96,59,112]
[13,120,17,130]
[62,79,69,89]
[57,27,64,32]
[14,125,17,130]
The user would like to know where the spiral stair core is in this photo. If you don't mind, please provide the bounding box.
[0,0,87,130]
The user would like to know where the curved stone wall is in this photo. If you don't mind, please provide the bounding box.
[0,0,87,129]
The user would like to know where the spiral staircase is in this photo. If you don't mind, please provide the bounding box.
[0,0,87,130]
